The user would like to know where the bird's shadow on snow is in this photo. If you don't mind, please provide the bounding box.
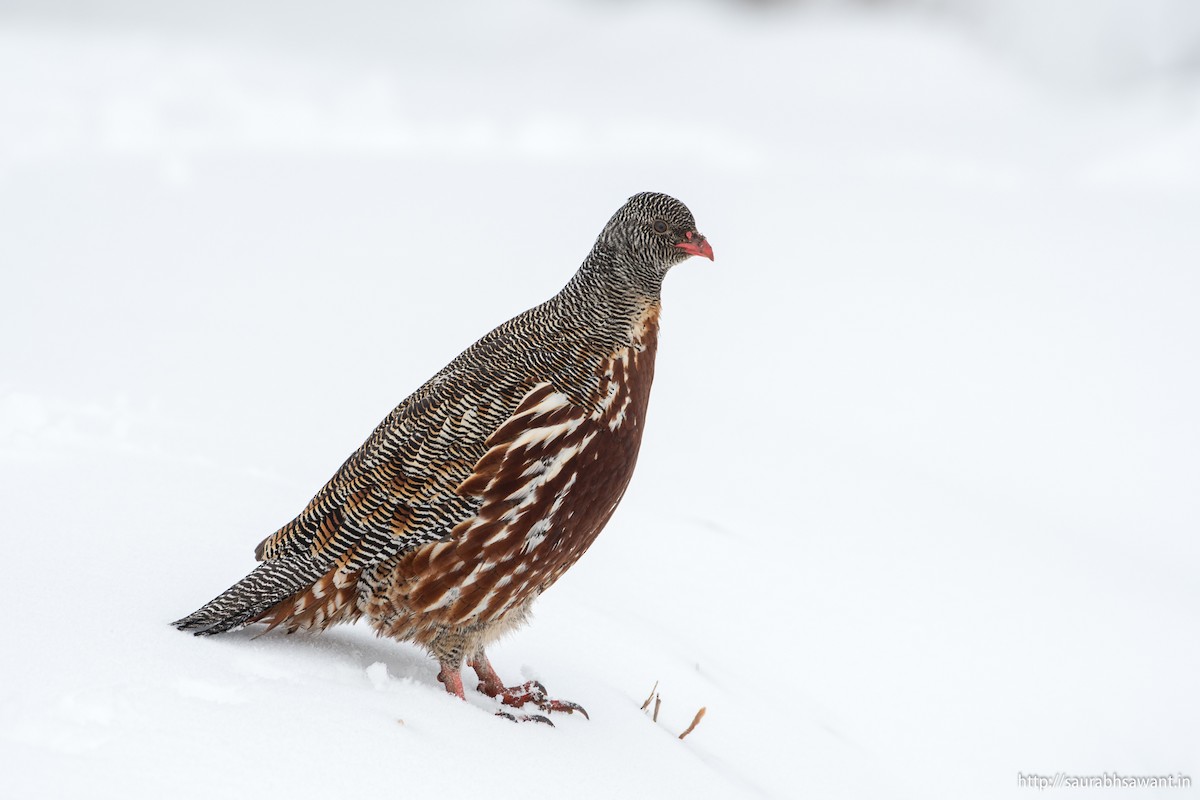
[200,622,440,691]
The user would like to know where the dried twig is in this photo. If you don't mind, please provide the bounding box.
[640,681,659,712]
[678,707,707,740]
[640,680,707,740]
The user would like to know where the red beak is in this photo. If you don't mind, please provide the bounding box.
[675,230,714,261]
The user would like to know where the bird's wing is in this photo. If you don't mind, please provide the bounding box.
[174,345,551,636]
[253,363,535,573]
[249,300,610,577]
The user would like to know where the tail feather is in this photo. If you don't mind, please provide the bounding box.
[173,559,320,636]
[255,567,364,635]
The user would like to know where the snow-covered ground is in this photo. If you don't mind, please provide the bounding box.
[2,2,1198,798]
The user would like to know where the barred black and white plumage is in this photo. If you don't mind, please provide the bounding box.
[173,191,714,721]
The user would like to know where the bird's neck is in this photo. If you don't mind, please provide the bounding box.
[563,247,665,314]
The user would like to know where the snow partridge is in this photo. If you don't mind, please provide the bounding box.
[174,191,714,722]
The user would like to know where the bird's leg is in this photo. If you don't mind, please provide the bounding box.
[469,652,508,698]
[469,652,589,721]
[436,663,466,700]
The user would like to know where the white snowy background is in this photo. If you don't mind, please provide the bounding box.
[2,1,1198,798]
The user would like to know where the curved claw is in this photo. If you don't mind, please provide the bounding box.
[539,698,589,720]
[496,710,554,726]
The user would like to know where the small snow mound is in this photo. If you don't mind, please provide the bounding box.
[365,661,390,690]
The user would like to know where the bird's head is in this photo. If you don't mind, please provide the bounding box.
[592,192,713,294]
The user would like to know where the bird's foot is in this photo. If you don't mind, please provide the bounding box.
[468,654,589,720]
[483,679,590,720]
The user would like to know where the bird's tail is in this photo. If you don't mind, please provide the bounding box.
[173,559,319,636]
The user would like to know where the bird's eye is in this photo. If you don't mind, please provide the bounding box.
[651,220,669,234]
